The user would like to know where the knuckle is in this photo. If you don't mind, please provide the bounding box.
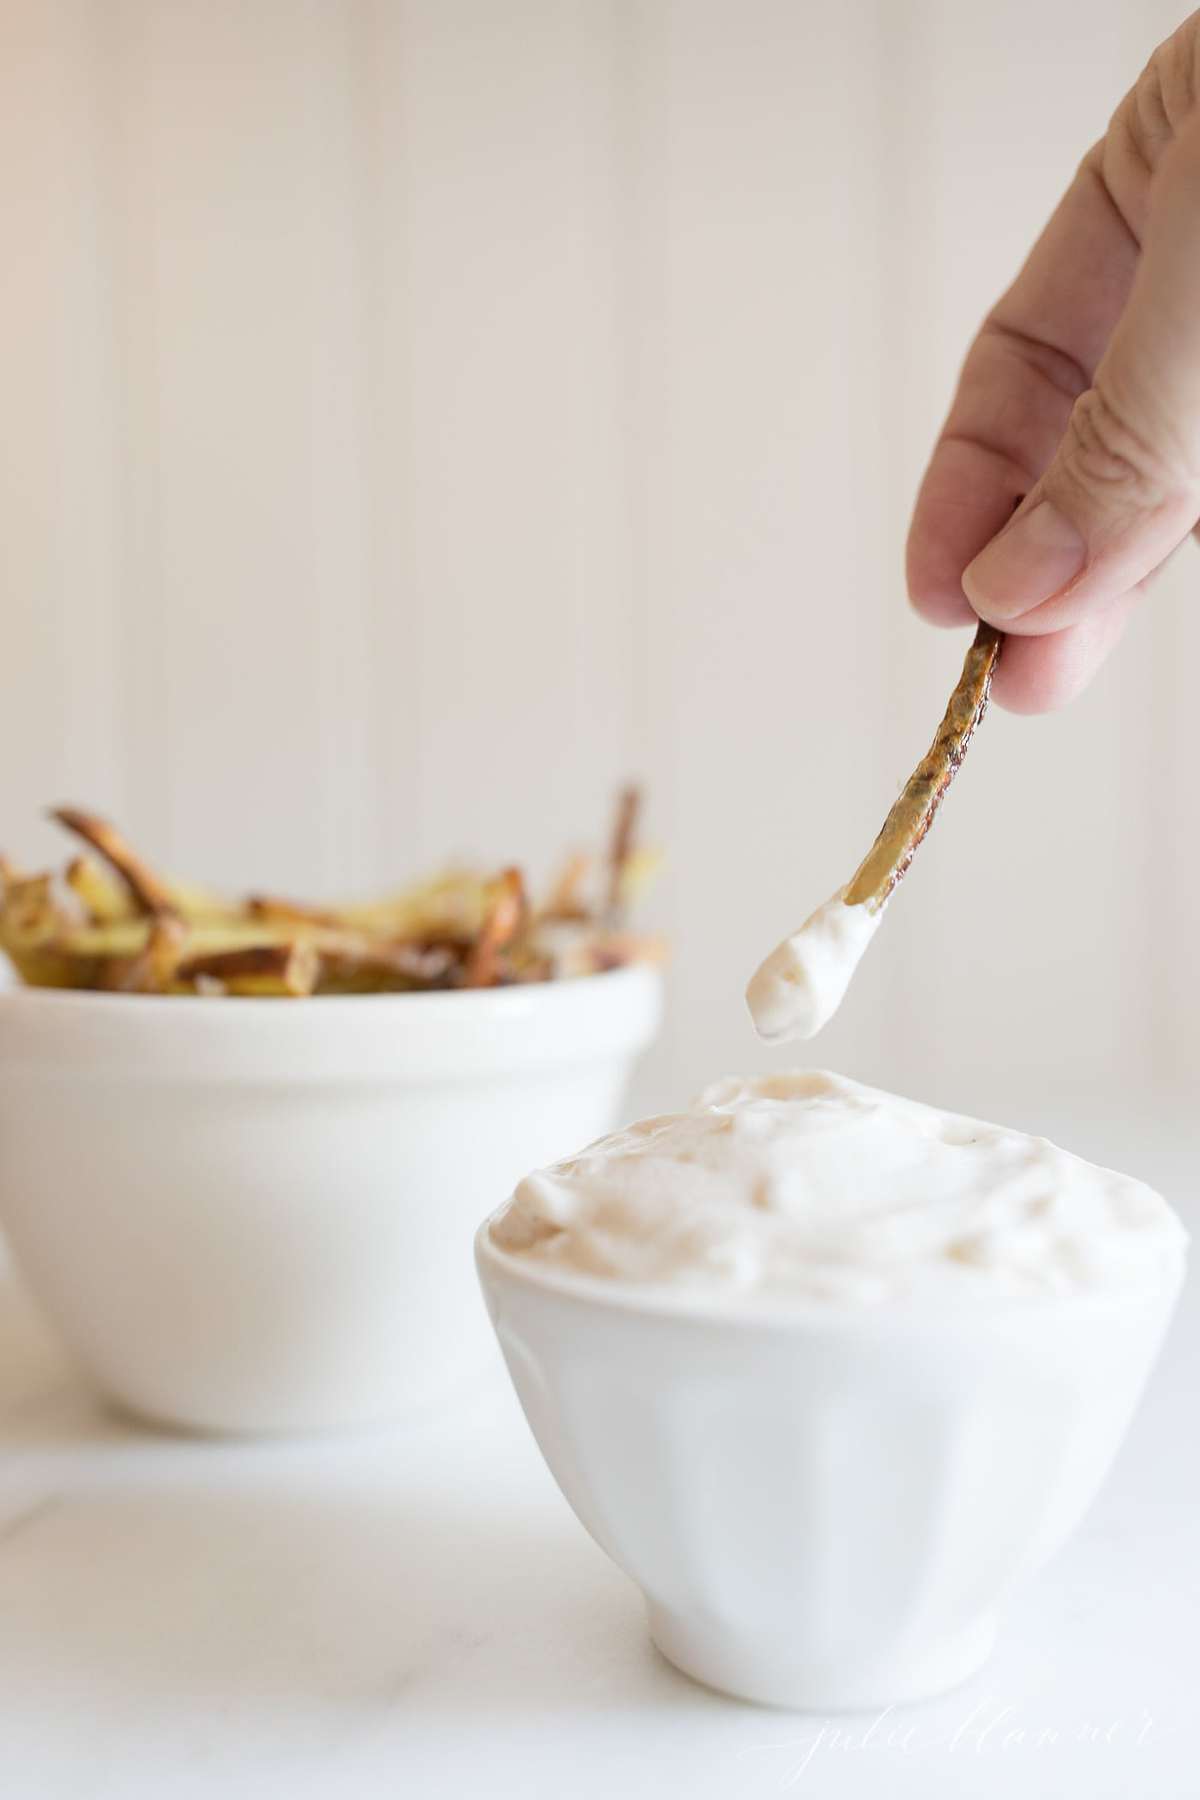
[1159,107,1200,195]
[1059,385,1177,507]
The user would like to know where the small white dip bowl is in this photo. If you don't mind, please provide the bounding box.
[0,967,660,1435]
[476,1227,1181,1710]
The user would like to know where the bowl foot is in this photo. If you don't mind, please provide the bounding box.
[647,1602,998,1712]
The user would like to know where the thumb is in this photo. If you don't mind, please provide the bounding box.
[963,117,1200,634]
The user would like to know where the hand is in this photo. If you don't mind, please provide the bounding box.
[906,15,1200,712]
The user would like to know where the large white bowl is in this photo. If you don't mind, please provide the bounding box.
[477,1229,1182,1710]
[0,968,660,1434]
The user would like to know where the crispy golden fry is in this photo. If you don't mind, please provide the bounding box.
[541,851,593,921]
[3,943,101,989]
[63,919,286,960]
[606,785,641,923]
[843,622,1002,911]
[163,878,231,922]
[50,808,178,917]
[245,894,341,927]
[175,940,320,998]
[339,870,490,941]
[1,874,64,948]
[51,922,142,962]
[464,868,526,987]
[2,791,663,997]
[65,855,138,925]
[101,914,189,994]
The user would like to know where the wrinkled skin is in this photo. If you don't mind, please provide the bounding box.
[907,12,1200,713]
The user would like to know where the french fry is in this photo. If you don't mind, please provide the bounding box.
[65,855,138,925]
[64,920,271,960]
[464,868,526,987]
[541,852,593,921]
[843,622,1002,910]
[606,784,641,924]
[1,874,64,949]
[1,789,664,998]
[101,914,189,994]
[340,870,490,941]
[245,894,341,927]
[175,940,320,998]
[164,878,231,922]
[58,920,170,959]
[50,808,178,917]
[2,947,100,989]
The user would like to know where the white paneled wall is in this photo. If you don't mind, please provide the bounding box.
[1,0,1196,1123]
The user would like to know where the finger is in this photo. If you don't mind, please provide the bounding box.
[906,402,1039,628]
[989,588,1138,714]
[964,115,1200,633]
[908,142,1140,628]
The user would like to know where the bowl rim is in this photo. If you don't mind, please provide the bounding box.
[0,962,664,1081]
[475,1210,1186,1332]
[0,959,660,1022]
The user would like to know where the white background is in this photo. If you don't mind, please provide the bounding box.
[2,0,1198,1129]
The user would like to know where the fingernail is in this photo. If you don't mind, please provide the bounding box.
[962,499,1086,620]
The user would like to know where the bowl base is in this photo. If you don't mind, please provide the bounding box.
[85,1343,499,1441]
[647,1603,998,1712]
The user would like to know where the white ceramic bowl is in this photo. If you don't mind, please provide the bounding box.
[477,1231,1182,1710]
[0,968,660,1434]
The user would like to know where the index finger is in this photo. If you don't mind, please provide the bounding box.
[906,142,1144,627]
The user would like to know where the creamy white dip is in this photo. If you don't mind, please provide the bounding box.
[491,1071,1186,1304]
[746,889,883,1042]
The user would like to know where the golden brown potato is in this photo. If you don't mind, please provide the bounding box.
[0,793,663,997]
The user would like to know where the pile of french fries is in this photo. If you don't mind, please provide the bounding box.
[0,792,663,997]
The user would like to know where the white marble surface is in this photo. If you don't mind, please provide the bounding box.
[0,1120,1196,1800]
